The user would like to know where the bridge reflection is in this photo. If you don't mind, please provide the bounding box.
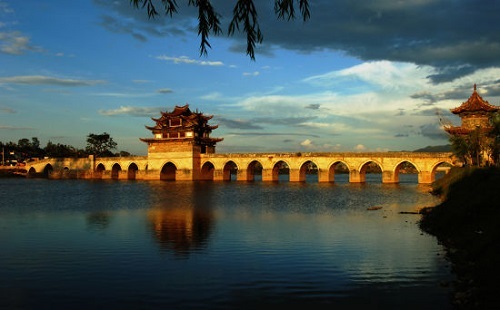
[147,182,215,257]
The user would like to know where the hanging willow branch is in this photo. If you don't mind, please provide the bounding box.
[131,0,310,60]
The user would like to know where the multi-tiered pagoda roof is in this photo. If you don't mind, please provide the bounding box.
[444,84,499,136]
[450,84,499,115]
[140,104,223,148]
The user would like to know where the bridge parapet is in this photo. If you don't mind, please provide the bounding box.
[202,151,453,158]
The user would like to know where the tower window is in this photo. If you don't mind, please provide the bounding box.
[169,119,181,127]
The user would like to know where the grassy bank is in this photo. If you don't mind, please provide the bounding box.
[419,167,500,309]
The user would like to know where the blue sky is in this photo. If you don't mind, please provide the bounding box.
[1,0,499,155]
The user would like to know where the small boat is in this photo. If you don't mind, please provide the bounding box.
[367,206,382,211]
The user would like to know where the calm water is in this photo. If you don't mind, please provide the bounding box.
[0,175,453,309]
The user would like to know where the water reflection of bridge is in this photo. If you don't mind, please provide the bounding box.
[26,152,455,184]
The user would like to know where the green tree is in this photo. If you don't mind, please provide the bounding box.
[487,112,500,165]
[469,127,484,166]
[17,138,30,155]
[131,0,310,60]
[119,150,132,157]
[44,141,80,158]
[86,132,118,157]
[30,137,44,158]
[15,137,45,160]
[449,125,497,167]
[450,135,470,166]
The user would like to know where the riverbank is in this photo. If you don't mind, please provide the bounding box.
[0,167,26,178]
[419,167,500,309]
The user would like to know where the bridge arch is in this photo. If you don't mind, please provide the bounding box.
[200,161,215,181]
[429,161,453,182]
[392,160,419,184]
[246,160,263,181]
[28,167,37,177]
[160,162,177,181]
[111,163,122,179]
[43,164,53,178]
[272,160,290,182]
[128,163,139,180]
[354,160,383,183]
[325,161,350,183]
[62,167,70,178]
[223,160,238,181]
[298,160,319,182]
[95,163,105,179]
[95,162,108,170]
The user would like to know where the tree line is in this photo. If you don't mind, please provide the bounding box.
[1,133,130,166]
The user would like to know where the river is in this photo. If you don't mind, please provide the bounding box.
[0,174,453,309]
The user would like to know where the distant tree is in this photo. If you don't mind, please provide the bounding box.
[14,137,45,161]
[0,142,5,165]
[17,138,30,156]
[131,0,310,60]
[30,137,44,158]
[44,141,80,158]
[31,137,40,150]
[119,150,132,157]
[86,132,118,157]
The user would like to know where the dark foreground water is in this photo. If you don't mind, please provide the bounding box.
[0,175,453,309]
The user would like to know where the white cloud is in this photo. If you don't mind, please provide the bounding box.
[0,31,33,55]
[0,75,106,86]
[91,92,155,98]
[243,71,260,76]
[0,125,33,130]
[300,139,312,146]
[353,144,367,152]
[304,61,434,91]
[298,141,344,152]
[200,92,224,100]
[156,55,224,66]
[157,88,173,94]
[212,61,500,152]
[99,106,161,117]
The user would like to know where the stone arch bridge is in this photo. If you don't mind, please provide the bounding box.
[25,152,454,184]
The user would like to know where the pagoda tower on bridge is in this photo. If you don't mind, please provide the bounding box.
[140,104,223,180]
[444,84,499,165]
[444,84,499,136]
